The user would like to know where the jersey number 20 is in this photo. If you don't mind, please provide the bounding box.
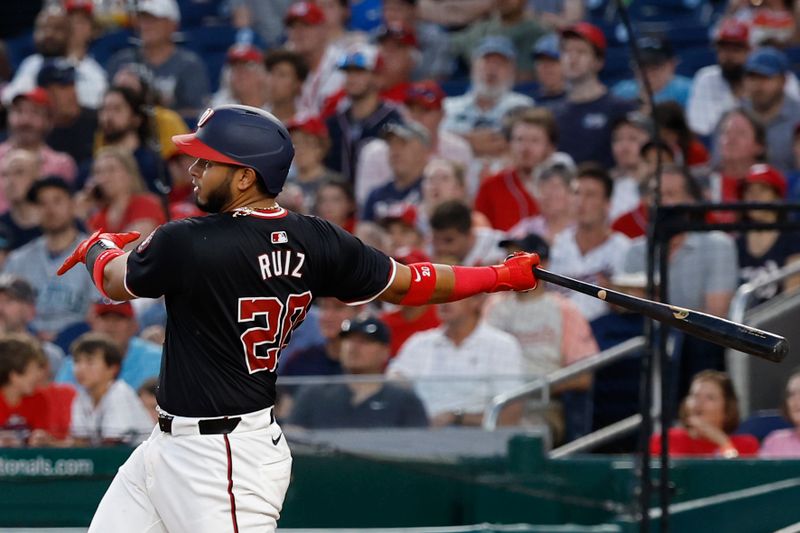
[237,292,313,373]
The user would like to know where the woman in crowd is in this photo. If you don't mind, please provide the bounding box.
[420,157,489,234]
[651,370,759,457]
[314,179,356,233]
[508,163,575,243]
[760,368,800,458]
[287,116,341,214]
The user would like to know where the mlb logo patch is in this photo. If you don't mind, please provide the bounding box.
[271,231,288,244]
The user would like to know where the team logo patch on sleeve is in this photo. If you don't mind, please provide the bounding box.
[271,231,288,244]
[136,229,158,253]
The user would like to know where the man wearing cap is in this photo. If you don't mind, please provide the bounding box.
[373,22,419,103]
[355,80,474,206]
[611,36,692,109]
[740,47,800,173]
[1,4,107,110]
[288,316,428,429]
[531,33,566,107]
[688,18,800,137]
[38,58,98,167]
[485,233,598,443]
[449,0,545,79]
[211,43,269,109]
[5,177,97,347]
[324,48,403,182]
[0,150,43,250]
[383,0,453,80]
[106,0,210,118]
[361,121,429,222]
[55,301,162,392]
[442,35,534,158]
[554,22,637,169]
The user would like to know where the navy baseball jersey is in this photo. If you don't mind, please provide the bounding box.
[125,207,395,417]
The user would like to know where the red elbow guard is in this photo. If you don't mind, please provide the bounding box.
[399,262,437,306]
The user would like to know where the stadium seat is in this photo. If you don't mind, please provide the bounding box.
[735,410,792,442]
[89,29,134,67]
[4,31,35,70]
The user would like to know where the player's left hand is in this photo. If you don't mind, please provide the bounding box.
[491,252,540,292]
[57,230,140,276]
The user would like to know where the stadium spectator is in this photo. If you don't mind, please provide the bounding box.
[382,0,453,80]
[4,178,97,348]
[388,292,525,427]
[314,179,357,233]
[0,334,53,447]
[550,164,631,321]
[264,50,309,123]
[378,204,424,255]
[68,332,153,446]
[1,4,107,110]
[286,1,346,114]
[137,377,159,424]
[449,0,545,79]
[356,80,474,207]
[32,338,75,443]
[106,0,210,118]
[608,113,650,221]
[725,0,797,48]
[417,0,494,28]
[527,0,585,30]
[64,0,95,63]
[373,22,418,103]
[288,316,428,429]
[230,0,292,48]
[651,370,759,458]
[362,121,429,222]
[485,233,598,443]
[741,47,800,173]
[475,107,569,231]
[442,36,533,160]
[554,23,636,168]
[37,59,97,168]
[760,368,800,458]
[430,200,506,266]
[611,36,692,109]
[736,164,800,303]
[83,147,167,247]
[420,158,489,235]
[653,101,710,174]
[530,33,566,107]
[0,149,43,250]
[508,162,576,243]
[287,116,340,213]
[687,18,800,138]
[56,301,162,392]
[324,49,402,183]
[0,89,78,196]
[318,0,368,51]
[210,44,269,110]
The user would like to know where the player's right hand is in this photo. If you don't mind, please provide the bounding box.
[491,252,540,292]
[57,230,140,276]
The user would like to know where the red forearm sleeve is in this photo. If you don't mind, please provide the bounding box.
[449,266,498,301]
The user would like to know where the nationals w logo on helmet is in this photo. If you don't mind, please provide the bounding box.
[198,108,214,127]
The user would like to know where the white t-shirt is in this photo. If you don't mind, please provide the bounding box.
[549,227,632,321]
[2,54,107,109]
[70,379,153,445]
[388,322,526,416]
[463,227,508,266]
[609,175,640,222]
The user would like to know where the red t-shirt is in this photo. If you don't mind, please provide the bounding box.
[88,193,168,233]
[38,384,76,440]
[650,427,760,457]
[612,202,648,239]
[686,139,710,168]
[474,168,539,231]
[0,391,49,433]
[380,306,441,357]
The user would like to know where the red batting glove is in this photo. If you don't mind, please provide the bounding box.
[491,252,540,292]
[57,230,140,276]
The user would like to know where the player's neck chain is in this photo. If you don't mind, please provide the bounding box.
[232,203,283,218]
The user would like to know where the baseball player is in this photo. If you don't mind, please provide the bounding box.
[58,104,540,532]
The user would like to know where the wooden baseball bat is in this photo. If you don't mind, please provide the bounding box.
[534,267,789,363]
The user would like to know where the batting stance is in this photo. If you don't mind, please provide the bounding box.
[58,105,540,532]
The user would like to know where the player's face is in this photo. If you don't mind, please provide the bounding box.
[340,335,388,374]
[73,352,117,392]
[36,187,74,235]
[431,227,471,263]
[685,379,726,430]
[189,159,237,213]
[572,177,608,227]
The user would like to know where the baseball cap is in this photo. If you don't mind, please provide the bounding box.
[472,35,517,62]
[375,22,418,48]
[137,0,180,22]
[339,316,391,344]
[744,46,789,77]
[0,275,36,304]
[381,120,431,145]
[637,36,674,66]
[561,22,607,55]
[284,2,325,26]
[12,87,51,108]
[745,163,787,197]
[227,43,263,64]
[715,18,750,45]
[394,246,430,265]
[499,233,550,261]
[26,176,73,204]
[94,301,135,319]
[65,0,93,15]
[286,115,328,137]
[37,59,76,86]
[532,33,560,60]
[612,111,653,135]
[337,49,378,71]
[405,80,445,110]
[378,203,418,228]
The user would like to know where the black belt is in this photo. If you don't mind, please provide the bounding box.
[158,414,242,435]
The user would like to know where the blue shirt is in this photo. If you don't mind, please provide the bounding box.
[56,336,163,392]
[611,75,693,108]
[361,177,423,222]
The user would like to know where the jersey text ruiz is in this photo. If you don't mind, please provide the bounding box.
[258,250,306,280]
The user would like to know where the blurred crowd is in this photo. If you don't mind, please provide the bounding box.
[1,0,800,458]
